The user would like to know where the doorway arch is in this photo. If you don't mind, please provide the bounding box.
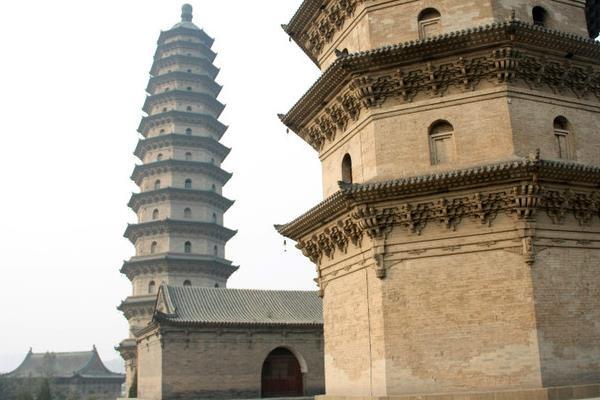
[261,347,304,397]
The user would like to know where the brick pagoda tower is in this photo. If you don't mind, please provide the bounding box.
[117,4,236,394]
[277,1,600,399]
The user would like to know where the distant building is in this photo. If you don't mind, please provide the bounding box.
[3,347,124,399]
[117,4,325,399]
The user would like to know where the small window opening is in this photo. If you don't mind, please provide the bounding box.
[184,241,192,253]
[157,153,163,161]
[183,280,192,287]
[532,6,548,27]
[184,208,192,219]
[187,86,192,91]
[341,154,353,184]
[211,184,217,192]
[154,180,161,190]
[212,213,217,223]
[159,129,166,136]
[148,281,156,294]
[418,8,442,39]
[185,128,192,135]
[213,245,219,256]
[554,116,573,160]
[150,241,158,254]
[152,209,159,220]
[185,179,192,189]
[214,283,220,288]
[429,120,455,165]
[186,152,192,161]
[186,106,192,112]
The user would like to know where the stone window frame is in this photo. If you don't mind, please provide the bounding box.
[429,120,456,166]
[553,116,575,160]
[418,8,442,40]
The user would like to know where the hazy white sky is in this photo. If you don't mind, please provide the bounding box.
[0,0,323,372]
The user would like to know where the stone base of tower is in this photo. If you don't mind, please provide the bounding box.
[317,384,600,400]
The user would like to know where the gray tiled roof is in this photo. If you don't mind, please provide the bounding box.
[3,348,124,380]
[157,286,323,326]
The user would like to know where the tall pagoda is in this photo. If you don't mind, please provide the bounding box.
[277,0,600,399]
[117,4,236,393]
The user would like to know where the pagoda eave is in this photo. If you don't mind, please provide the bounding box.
[134,134,231,161]
[282,20,600,134]
[130,159,232,186]
[158,27,215,47]
[124,219,238,244]
[138,110,227,138]
[276,157,600,241]
[150,55,220,79]
[128,188,235,213]
[146,72,222,96]
[154,40,216,63]
[120,255,238,281]
[142,90,225,117]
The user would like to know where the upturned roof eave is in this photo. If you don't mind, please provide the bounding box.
[158,27,215,47]
[129,160,233,185]
[283,0,323,66]
[123,219,238,244]
[150,55,220,79]
[127,188,235,213]
[137,110,228,137]
[145,72,222,95]
[142,91,225,116]
[133,134,231,161]
[276,158,600,240]
[120,256,238,280]
[281,20,600,133]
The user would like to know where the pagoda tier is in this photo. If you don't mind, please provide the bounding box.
[150,55,219,79]
[119,8,237,386]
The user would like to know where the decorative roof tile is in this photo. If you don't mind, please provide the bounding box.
[155,286,323,327]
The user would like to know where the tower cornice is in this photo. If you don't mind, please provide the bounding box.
[150,55,220,79]
[134,134,231,161]
[143,90,225,117]
[154,40,216,63]
[120,254,238,281]
[157,27,214,47]
[146,72,222,96]
[128,188,235,213]
[276,157,600,241]
[281,20,600,138]
[138,110,227,138]
[124,219,237,244]
[130,159,232,186]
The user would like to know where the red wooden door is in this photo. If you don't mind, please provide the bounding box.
[261,348,303,397]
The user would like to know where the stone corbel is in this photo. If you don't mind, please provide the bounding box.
[371,240,387,279]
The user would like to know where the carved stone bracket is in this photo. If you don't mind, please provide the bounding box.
[352,206,397,239]
[299,48,600,151]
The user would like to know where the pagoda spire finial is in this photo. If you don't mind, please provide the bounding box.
[181,4,193,22]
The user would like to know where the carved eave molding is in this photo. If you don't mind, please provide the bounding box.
[120,255,238,281]
[276,158,600,241]
[116,339,137,360]
[138,110,228,138]
[154,40,216,63]
[143,91,225,117]
[118,295,156,319]
[124,219,237,244]
[158,27,214,47]
[134,134,231,161]
[285,1,600,64]
[150,55,220,79]
[284,0,368,65]
[128,188,234,213]
[146,72,222,96]
[130,159,232,185]
[282,21,600,151]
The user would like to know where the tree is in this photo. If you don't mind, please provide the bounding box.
[17,389,35,400]
[36,379,52,400]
